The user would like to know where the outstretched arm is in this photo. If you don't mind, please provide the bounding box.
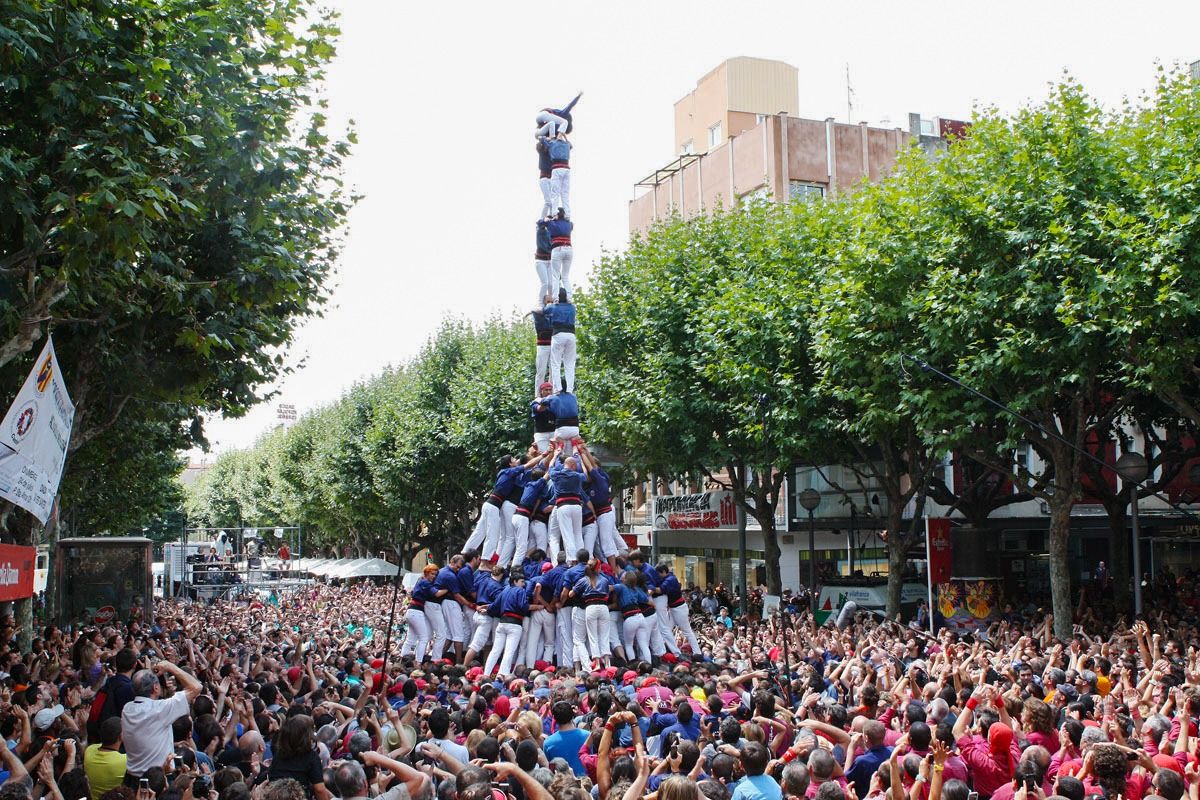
[561,92,583,115]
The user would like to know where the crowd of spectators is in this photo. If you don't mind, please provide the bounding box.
[3,578,1199,800]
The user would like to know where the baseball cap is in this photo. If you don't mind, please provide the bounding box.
[622,670,638,685]
[1056,684,1079,701]
[33,705,65,731]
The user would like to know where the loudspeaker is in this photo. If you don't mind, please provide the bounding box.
[833,600,859,629]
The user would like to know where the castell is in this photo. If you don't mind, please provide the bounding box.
[395,92,699,677]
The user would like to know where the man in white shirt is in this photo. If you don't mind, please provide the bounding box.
[121,660,202,783]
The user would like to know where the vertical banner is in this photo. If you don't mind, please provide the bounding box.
[0,544,36,602]
[0,338,75,524]
[925,517,953,633]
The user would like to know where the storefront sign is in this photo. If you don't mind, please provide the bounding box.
[0,544,36,602]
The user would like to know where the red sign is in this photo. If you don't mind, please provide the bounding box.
[927,518,953,585]
[0,545,35,602]
[94,606,117,624]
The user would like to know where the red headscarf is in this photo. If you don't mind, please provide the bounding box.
[988,722,1015,771]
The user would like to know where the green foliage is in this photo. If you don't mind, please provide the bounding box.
[183,317,534,560]
[0,0,354,536]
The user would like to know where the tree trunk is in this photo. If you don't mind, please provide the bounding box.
[885,505,906,618]
[760,514,782,595]
[1104,498,1130,611]
[1048,496,1074,641]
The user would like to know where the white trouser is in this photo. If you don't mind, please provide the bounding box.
[464,503,498,557]
[653,595,680,654]
[539,178,553,218]
[535,259,552,305]
[494,500,518,565]
[608,609,624,653]
[515,616,532,666]
[535,344,551,390]
[550,332,576,394]
[554,425,580,458]
[401,608,430,658]
[624,613,652,663]
[510,514,532,568]
[547,508,562,563]
[597,510,622,558]
[485,621,523,677]
[647,609,666,656]
[527,608,556,666]
[534,431,553,453]
[551,246,574,299]
[582,521,598,556]
[467,611,494,653]
[424,603,448,659]
[555,604,574,666]
[571,606,590,665]
[535,111,567,138]
[531,519,548,553]
[670,604,701,654]
[585,604,610,658]
[550,167,571,218]
[557,504,584,560]
[442,600,466,643]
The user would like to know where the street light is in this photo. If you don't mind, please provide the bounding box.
[1115,451,1149,616]
[798,488,821,615]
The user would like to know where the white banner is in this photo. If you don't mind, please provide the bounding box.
[0,338,75,523]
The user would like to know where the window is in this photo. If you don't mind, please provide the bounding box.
[738,186,770,204]
[920,118,935,136]
[708,122,722,148]
[681,139,694,155]
[788,181,825,202]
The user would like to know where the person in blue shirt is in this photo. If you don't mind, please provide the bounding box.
[541,134,572,219]
[536,141,553,219]
[530,379,555,453]
[578,444,622,570]
[482,574,529,678]
[549,453,586,559]
[534,91,582,139]
[463,453,540,563]
[524,560,556,668]
[730,742,783,800]
[655,702,702,757]
[844,720,892,798]
[542,700,589,776]
[557,548,590,670]
[534,379,579,456]
[569,559,612,668]
[510,449,553,570]
[534,221,552,308]
[400,564,440,660]
[464,563,506,665]
[547,211,574,301]
[436,556,470,662]
[615,569,652,663]
[657,563,701,657]
[628,550,669,658]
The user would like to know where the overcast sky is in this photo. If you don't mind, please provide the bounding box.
[197,0,1200,456]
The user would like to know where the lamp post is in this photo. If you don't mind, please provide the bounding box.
[1115,451,1148,617]
[798,488,821,615]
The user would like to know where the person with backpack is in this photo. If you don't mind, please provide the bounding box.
[87,647,136,742]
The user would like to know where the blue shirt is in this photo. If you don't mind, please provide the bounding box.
[436,566,461,596]
[572,576,610,603]
[543,728,589,776]
[614,583,648,611]
[588,467,612,509]
[492,465,527,498]
[545,137,571,165]
[545,392,579,421]
[550,461,585,500]
[559,563,587,605]
[546,217,573,247]
[536,220,552,257]
[730,774,783,800]
[456,565,475,598]
[543,300,576,331]
[411,578,438,604]
[660,573,684,604]
[475,576,504,607]
[496,584,530,619]
[518,477,548,512]
[846,745,893,797]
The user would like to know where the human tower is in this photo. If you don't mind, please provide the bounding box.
[398,95,702,677]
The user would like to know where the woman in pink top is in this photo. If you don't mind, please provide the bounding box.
[1022,698,1060,754]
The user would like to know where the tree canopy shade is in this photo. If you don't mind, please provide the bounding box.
[578,201,844,593]
[0,0,354,539]
[183,317,535,563]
